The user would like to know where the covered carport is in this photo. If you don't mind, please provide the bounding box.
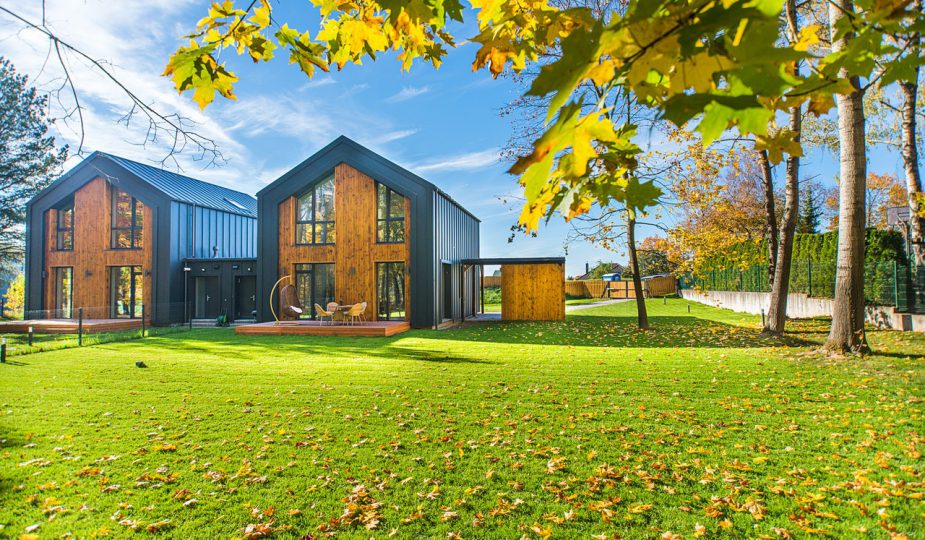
[460,257,565,321]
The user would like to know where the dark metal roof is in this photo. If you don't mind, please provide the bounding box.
[460,257,565,265]
[260,136,480,222]
[99,152,256,218]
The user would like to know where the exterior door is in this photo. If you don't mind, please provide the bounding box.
[193,276,221,319]
[234,276,257,320]
[442,263,453,320]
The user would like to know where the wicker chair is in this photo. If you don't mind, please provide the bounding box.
[345,302,366,325]
[314,303,334,325]
[279,284,303,320]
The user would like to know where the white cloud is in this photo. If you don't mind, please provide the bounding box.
[372,129,418,144]
[385,85,430,103]
[409,149,501,174]
[298,77,336,91]
[0,1,409,197]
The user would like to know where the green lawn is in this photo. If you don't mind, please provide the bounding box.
[1,299,923,539]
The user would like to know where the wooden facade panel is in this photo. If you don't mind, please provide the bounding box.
[501,263,565,321]
[276,163,410,320]
[42,177,153,319]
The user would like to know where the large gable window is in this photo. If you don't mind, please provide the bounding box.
[111,187,144,249]
[55,199,74,251]
[296,175,335,245]
[376,183,405,243]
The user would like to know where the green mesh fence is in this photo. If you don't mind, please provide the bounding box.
[680,260,913,308]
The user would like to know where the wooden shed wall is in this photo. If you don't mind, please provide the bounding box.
[500,263,565,321]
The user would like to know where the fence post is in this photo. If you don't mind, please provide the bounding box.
[894,261,899,307]
[807,260,813,297]
[141,304,146,338]
[77,307,83,346]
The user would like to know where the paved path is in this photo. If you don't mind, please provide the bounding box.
[565,298,631,312]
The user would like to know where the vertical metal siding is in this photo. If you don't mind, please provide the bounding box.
[433,192,479,322]
[177,203,255,260]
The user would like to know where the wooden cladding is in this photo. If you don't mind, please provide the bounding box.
[278,163,410,321]
[43,177,153,319]
[501,263,565,321]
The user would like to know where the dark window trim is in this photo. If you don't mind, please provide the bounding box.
[110,188,144,250]
[376,182,405,244]
[295,176,335,246]
[55,200,74,251]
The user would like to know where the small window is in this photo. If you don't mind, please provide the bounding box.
[376,183,405,243]
[111,188,144,249]
[55,201,74,251]
[224,197,250,212]
[296,176,335,245]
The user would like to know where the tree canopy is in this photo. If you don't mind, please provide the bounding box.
[0,57,68,264]
[166,0,924,237]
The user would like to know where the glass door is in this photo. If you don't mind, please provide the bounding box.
[53,267,73,318]
[377,262,406,320]
[294,263,335,319]
[110,266,143,318]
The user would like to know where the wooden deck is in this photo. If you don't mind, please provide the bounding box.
[0,318,143,334]
[234,320,411,337]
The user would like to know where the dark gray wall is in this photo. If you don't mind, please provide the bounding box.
[433,192,480,322]
[183,258,258,322]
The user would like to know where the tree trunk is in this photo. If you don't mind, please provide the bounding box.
[900,76,925,267]
[825,0,870,354]
[765,105,802,334]
[758,150,778,286]
[627,214,649,330]
[765,0,801,335]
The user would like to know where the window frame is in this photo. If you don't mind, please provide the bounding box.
[53,267,73,319]
[295,176,335,246]
[376,183,405,244]
[293,263,336,319]
[110,265,144,319]
[376,261,406,321]
[55,200,74,251]
[110,188,144,250]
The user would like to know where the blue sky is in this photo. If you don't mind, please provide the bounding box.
[1,1,912,276]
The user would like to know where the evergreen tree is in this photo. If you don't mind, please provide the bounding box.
[0,57,68,263]
[797,183,821,234]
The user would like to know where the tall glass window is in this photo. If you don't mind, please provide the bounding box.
[294,263,335,319]
[53,267,73,318]
[111,188,144,249]
[110,266,143,318]
[296,175,335,245]
[376,183,405,243]
[377,262,405,320]
[55,201,74,251]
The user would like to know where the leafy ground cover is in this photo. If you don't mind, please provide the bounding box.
[1,299,922,538]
